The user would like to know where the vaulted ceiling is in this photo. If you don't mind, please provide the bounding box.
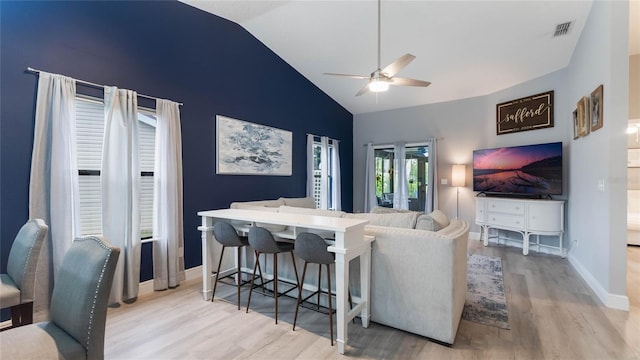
[179,1,633,115]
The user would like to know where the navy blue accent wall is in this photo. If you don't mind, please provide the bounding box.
[0,0,353,285]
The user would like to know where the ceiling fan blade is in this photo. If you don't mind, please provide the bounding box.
[324,72,370,80]
[390,77,431,87]
[355,83,370,96]
[381,54,416,77]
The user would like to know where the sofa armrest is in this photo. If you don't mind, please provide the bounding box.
[362,221,469,344]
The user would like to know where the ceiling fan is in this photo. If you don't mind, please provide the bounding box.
[324,0,431,96]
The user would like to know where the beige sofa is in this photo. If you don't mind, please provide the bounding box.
[228,197,469,345]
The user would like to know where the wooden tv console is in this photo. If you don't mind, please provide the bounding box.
[475,197,565,257]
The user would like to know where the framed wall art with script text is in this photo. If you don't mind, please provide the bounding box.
[496,90,554,135]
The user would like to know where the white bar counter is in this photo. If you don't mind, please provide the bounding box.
[198,208,374,354]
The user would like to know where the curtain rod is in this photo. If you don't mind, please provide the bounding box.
[363,138,444,147]
[306,133,340,142]
[26,67,183,106]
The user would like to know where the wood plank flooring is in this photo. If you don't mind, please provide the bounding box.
[103,241,640,359]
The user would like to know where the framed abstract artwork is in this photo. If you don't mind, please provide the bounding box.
[215,115,292,176]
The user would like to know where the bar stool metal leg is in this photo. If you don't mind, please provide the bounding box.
[236,247,242,310]
[326,263,333,346]
[274,253,279,324]
[290,252,300,288]
[317,265,322,310]
[293,261,309,330]
[211,246,226,303]
[246,252,262,314]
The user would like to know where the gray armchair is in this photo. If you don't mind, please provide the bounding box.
[0,236,120,360]
[0,218,48,327]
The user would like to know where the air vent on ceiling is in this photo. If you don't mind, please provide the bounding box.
[554,22,572,37]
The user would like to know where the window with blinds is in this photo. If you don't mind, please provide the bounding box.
[75,96,156,239]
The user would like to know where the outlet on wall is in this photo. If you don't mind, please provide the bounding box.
[574,238,579,247]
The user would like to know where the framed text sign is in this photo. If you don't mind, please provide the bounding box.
[496,90,554,135]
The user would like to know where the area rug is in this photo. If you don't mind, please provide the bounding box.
[462,253,510,330]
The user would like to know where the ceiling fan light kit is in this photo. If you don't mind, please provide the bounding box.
[324,0,431,97]
[369,79,390,92]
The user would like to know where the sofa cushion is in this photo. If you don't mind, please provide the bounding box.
[436,219,464,235]
[415,214,442,231]
[279,197,316,209]
[230,199,285,209]
[370,206,416,214]
[234,205,287,232]
[343,212,419,229]
[278,205,345,218]
[415,210,450,231]
[429,209,450,228]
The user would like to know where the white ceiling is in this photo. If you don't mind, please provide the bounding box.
[179,1,634,115]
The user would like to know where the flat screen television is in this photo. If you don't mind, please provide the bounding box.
[473,142,562,196]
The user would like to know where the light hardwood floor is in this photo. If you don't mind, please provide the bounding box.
[104,241,640,359]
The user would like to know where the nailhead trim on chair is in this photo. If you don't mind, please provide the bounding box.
[79,236,113,351]
[19,221,45,299]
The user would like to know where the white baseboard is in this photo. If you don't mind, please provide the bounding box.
[567,252,630,311]
[138,266,203,297]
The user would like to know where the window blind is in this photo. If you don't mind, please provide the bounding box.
[75,96,156,238]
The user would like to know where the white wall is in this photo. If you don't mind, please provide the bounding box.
[352,0,629,310]
[565,0,629,309]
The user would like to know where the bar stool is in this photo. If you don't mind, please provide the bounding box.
[292,232,351,346]
[211,222,263,310]
[246,226,300,324]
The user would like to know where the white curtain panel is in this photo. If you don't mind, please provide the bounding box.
[153,99,185,290]
[102,86,141,304]
[425,137,439,213]
[29,72,80,314]
[363,143,377,212]
[306,134,314,198]
[319,136,329,209]
[331,140,342,211]
[393,142,409,210]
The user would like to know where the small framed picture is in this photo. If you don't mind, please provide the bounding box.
[577,96,590,137]
[590,84,603,131]
[573,108,579,139]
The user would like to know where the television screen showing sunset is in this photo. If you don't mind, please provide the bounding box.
[473,142,562,195]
